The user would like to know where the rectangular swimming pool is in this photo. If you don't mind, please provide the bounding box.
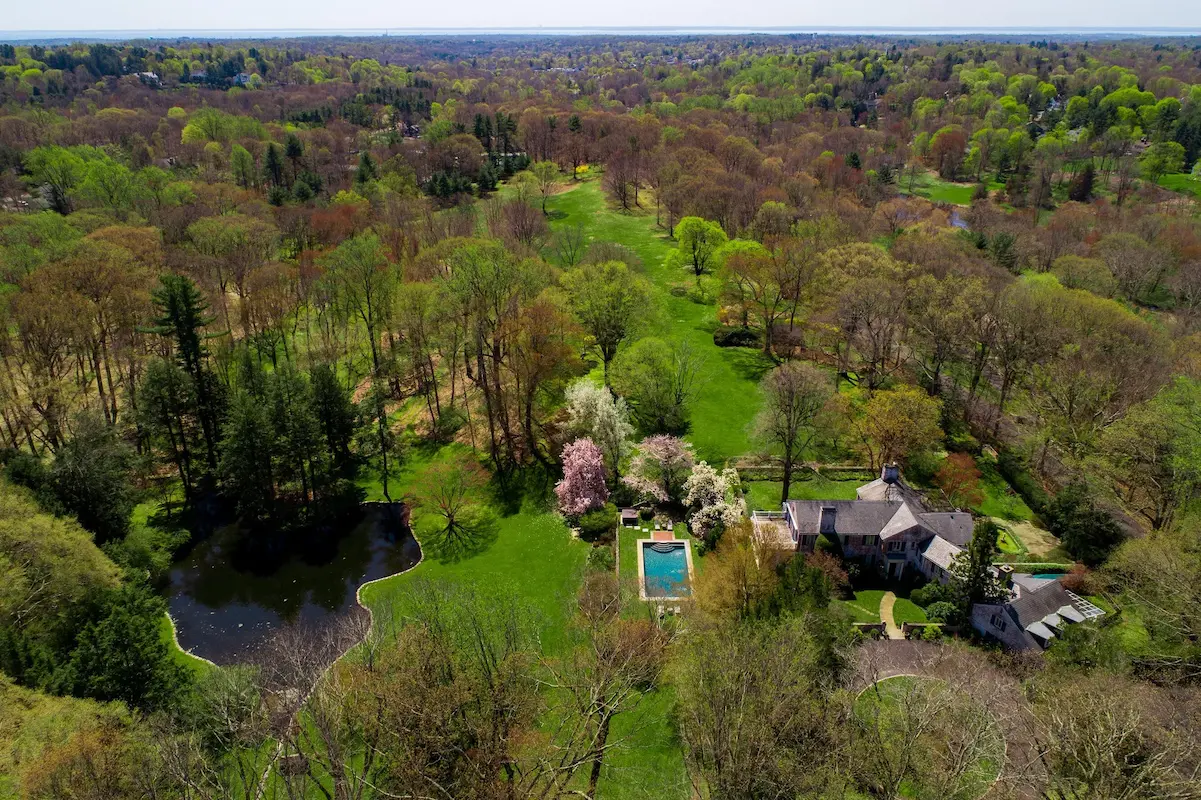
[641,541,691,599]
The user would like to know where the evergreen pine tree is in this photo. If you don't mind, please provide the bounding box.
[1067,162,1095,202]
[263,142,284,187]
[148,274,224,475]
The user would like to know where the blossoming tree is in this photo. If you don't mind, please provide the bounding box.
[555,437,609,516]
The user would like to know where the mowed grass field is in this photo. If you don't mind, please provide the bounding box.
[743,476,862,511]
[901,172,989,205]
[355,454,689,799]
[547,180,772,464]
[1159,172,1201,199]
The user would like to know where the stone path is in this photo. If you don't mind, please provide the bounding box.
[880,591,904,640]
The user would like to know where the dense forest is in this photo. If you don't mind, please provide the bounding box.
[2,32,1201,799]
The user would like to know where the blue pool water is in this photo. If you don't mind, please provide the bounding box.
[642,542,690,598]
[1032,573,1065,580]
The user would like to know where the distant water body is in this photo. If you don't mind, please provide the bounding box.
[4,26,1201,41]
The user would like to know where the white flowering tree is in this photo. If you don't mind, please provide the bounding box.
[564,379,634,482]
[684,461,746,546]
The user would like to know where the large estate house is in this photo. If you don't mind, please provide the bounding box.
[752,465,1109,651]
[755,465,973,582]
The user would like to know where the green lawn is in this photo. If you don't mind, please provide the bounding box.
[975,458,1035,522]
[836,589,885,623]
[618,524,640,586]
[1159,172,1201,199]
[358,488,695,800]
[158,615,217,677]
[545,180,772,463]
[891,598,929,626]
[356,447,688,800]
[901,172,999,206]
[1093,599,1153,656]
[357,491,590,655]
[743,476,862,511]
[996,527,1024,556]
[834,599,882,624]
[599,685,691,800]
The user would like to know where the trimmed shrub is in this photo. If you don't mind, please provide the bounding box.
[579,503,618,542]
[996,450,1049,514]
[815,533,841,557]
[911,580,955,608]
[925,601,963,625]
[639,507,655,522]
[713,325,761,348]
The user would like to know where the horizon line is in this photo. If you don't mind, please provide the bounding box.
[4,25,1201,36]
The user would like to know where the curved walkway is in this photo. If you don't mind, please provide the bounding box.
[879,591,904,640]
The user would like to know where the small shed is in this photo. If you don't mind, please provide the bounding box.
[620,508,639,527]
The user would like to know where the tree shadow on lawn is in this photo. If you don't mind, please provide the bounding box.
[418,510,500,565]
[850,570,925,601]
[723,346,776,384]
[147,501,192,535]
[490,463,557,517]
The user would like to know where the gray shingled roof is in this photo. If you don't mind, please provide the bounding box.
[917,512,974,546]
[856,477,927,506]
[786,500,975,545]
[785,500,903,537]
[1008,581,1079,629]
[1012,573,1057,593]
[920,535,963,571]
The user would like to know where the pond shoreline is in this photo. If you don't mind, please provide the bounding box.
[164,500,422,666]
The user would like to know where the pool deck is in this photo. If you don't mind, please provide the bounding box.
[635,532,696,602]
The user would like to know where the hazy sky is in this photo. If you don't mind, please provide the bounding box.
[5,0,1201,33]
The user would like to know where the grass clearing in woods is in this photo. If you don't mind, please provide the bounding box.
[900,172,990,205]
[1159,172,1201,199]
[546,180,772,464]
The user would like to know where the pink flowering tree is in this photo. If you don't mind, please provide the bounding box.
[555,438,609,516]
[622,435,695,504]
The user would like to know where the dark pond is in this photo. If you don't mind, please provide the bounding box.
[167,502,421,665]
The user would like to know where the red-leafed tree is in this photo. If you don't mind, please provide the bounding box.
[936,453,985,510]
